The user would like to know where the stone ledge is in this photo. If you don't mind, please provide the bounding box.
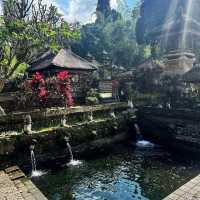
[163,174,200,200]
[0,166,47,200]
[0,102,128,125]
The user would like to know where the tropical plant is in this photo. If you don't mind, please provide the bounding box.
[56,71,74,108]
[21,70,74,109]
[0,0,80,79]
[72,1,149,70]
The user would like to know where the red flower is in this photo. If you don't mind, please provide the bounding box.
[56,70,74,108]
[65,84,73,108]
[33,72,43,82]
[38,87,48,100]
[31,72,45,89]
[57,70,70,81]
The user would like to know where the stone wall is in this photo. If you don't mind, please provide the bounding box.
[137,107,200,155]
[0,102,127,131]
[0,103,136,168]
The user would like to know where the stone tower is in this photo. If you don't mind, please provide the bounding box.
[136,0,200,76]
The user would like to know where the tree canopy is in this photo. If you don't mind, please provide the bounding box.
[0,0,80,79]
[72,0,150,70]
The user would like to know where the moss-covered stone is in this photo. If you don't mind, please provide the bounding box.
[0,105,136,167]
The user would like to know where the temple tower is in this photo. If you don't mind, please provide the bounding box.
[136,0,200,76]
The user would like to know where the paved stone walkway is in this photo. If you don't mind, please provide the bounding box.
[0,171,24,200]
[163,174,200,200]
[0,166,47,200]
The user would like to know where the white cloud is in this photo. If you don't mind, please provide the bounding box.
[65,0,120,24]
[110,0,118,9]
[35,0,66,16]
[0,0,65,17]
[65,0,97,24]
[0,1,2,15]
[0,0,120,24]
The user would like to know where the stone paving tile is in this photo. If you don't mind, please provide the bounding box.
[0,167,48,200]
[163,175,200,200]
[0,171,24,200]
[5,166,20,174]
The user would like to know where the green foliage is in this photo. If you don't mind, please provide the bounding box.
[143,45,151,59]
[13,63,28,78]
[72,2,150,70]
[0,0,80,79]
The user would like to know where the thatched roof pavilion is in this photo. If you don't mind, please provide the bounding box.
[28,49,97,75]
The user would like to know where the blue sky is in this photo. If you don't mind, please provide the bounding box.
[53,0,139,24]
[0,0,138,24]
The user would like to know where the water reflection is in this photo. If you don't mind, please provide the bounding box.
[33,147,200,200]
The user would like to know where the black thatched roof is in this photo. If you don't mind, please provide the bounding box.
[28,49,97,72]
[182,66,200,83]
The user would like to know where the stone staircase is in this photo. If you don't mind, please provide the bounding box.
[0,166,47,200]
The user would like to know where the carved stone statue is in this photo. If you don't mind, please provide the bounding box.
[24,114,32,134]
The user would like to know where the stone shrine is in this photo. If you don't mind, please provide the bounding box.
[136,0,200,76]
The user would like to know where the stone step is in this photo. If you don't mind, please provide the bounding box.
[0,171,24,200]
[5,166,20,174]
[1,166,48,200]
[8,170,26,181]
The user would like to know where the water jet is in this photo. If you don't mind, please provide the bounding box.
[64,136,82,166]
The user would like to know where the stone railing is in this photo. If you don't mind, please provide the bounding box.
[137,106,200,153]
[0,102,136,165]
[0,102,130,133]
[0,102,127,124]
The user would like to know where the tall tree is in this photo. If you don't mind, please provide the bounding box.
[96,0,111,19]
[72,1,148,69]
[0,0,80,79]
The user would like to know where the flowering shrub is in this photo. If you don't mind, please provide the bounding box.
[19,70,74,109]
[30,72,48,103]
[56,70,73,108]
[38,87,48,101]
[31,72,45,89]
[57,71,70,81]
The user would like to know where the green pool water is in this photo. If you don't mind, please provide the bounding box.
[32,145,200,200]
